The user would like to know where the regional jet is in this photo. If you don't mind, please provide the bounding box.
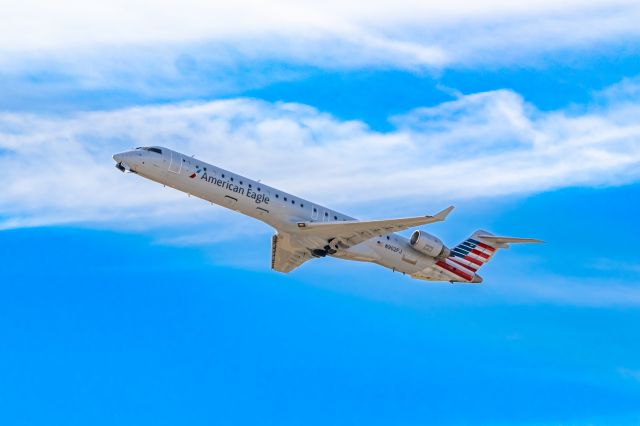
[113,147,541,283]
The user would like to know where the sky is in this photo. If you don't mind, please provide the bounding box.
[1,1,640,424]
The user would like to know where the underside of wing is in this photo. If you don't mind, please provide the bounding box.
[293,206,454,249]
[271,234,313,273]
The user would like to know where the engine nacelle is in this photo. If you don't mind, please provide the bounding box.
[409,230,450,259]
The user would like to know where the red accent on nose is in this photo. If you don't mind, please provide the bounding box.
[190,173,196,178]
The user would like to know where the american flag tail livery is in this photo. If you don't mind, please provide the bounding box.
[437,230,543,283]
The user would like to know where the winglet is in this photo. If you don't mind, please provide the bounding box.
[433,205,455,222]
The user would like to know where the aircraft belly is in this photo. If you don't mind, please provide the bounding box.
[410,265,455,282]
[366,239,428,274]
[336,242,381,262]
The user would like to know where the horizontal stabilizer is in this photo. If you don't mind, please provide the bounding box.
[477,235,543,245]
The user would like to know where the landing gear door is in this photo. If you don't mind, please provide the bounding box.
[168,151,182,174]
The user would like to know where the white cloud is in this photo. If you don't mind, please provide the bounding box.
[1,0,639,75]
[2,0,638,107]
[0,84,639,232]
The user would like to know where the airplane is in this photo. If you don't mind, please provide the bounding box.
[113,146,541,283]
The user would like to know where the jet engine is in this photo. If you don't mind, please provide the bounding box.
[409,230,450,259]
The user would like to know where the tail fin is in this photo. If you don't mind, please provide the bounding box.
[438,230,542,283]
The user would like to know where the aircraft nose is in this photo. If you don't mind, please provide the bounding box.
[113,151,131,172]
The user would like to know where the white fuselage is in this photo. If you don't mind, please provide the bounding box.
[113,146,443,277]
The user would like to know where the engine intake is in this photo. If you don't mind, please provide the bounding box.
[410,230,450,259]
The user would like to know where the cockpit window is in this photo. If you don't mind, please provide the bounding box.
[137,147,162,154]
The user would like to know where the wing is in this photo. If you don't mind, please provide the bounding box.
[293,206,454,249]
[271,234,313,273]
[270,206,454,274]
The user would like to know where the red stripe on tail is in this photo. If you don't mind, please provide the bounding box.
[436,260,473,281]
[449,258,478,272]
[475,241,496,252]
[460,255,483,266]
[471,249,490,260]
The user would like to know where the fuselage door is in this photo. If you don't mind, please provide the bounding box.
[311,206,319,221]
[168,151,182,174]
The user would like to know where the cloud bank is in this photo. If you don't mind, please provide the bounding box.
[0,82,638,230]
[2,0,640,103]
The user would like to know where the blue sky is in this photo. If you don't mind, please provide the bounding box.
[1,1,640,424]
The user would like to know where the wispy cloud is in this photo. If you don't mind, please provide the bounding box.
[591,259,640,275]
[619,368,640,381]
[495,274,640,307]
[0,81,638,231]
